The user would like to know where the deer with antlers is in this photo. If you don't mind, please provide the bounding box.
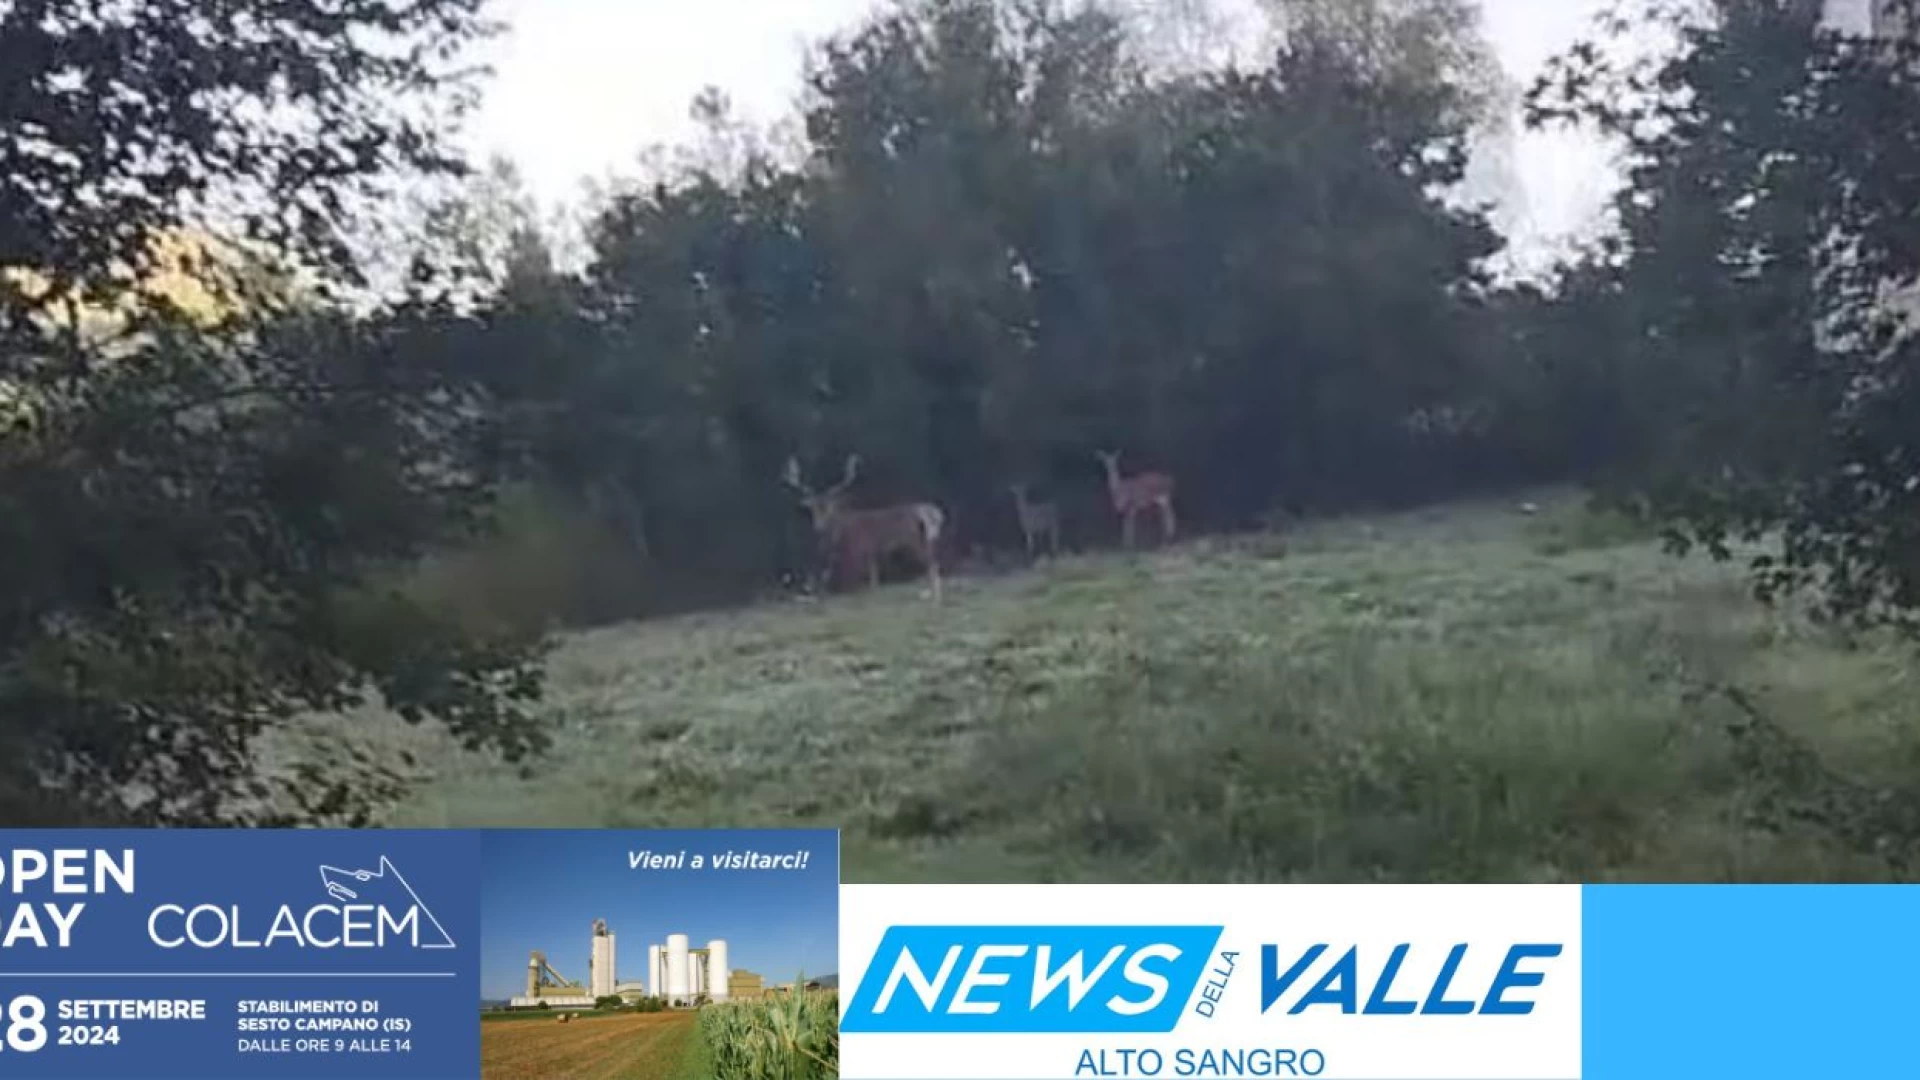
[1095,449,1176,548]
[1008,483,1062,561]
[784,454,945,602]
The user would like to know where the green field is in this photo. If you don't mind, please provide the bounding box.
[287,492,1920,882]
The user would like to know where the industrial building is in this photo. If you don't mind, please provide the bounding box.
[589,918,617,998]
[507,919,760,1009]
[642,933,732,1006]
[512,950,594,1009]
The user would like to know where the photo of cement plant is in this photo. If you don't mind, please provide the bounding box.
[478,829,839,1080]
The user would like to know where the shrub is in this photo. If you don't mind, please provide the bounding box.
[1529,498,1658,556]
[394,484,654,635]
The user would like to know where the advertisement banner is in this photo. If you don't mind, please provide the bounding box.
[6,831,1915,1079]
[0,828,839,1080]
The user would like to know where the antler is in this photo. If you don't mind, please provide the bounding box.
[782,456,809,494]
[832,454,862,495]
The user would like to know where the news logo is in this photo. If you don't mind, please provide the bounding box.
[840,925,1223,1033]
[839,885,1582,1080]
[1261,942,1563,1016]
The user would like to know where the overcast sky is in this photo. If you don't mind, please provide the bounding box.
[460,0,1624,263]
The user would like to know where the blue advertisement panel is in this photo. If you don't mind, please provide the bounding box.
[0,830,481,1079]
[0,828,841,1080]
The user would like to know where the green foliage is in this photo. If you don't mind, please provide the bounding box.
[1529,0,1920,634]
[1259,0,1508,126]
[0,298,548,825]
[394,485,655,634]
[0,0,543,826]
[0,0,491,302]
[698,987,838,1080]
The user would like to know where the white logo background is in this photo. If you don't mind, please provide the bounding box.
[840,884,1582,1080]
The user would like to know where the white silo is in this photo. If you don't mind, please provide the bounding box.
[692,958,705,997]
[590,920,616,999]
[647,944,662,997]
[667,934,691,1002]
[708,940,730,1002]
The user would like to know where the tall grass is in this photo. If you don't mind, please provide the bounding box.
[698,981,838,1080]
[302,494,1920,883]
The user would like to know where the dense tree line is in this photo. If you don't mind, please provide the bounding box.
[455,0,1524,608]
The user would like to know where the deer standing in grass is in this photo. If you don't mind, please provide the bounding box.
[784,455,945,602]
[1096,449,1176,548]
[1008,483,1062,561]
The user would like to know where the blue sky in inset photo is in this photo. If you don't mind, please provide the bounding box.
[478,829,839,1000]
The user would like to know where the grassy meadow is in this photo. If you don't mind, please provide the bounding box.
[280,491,1920,882]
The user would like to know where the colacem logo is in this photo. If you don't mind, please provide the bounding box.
[841,926,1223,1033]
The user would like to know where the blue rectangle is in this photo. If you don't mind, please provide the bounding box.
[1584,885,1918,1079]
[0,830,479,1079]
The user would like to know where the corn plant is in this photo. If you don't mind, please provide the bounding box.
[699,973,838,1080]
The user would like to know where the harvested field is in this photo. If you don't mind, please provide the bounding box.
[479,1010,702,1080]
